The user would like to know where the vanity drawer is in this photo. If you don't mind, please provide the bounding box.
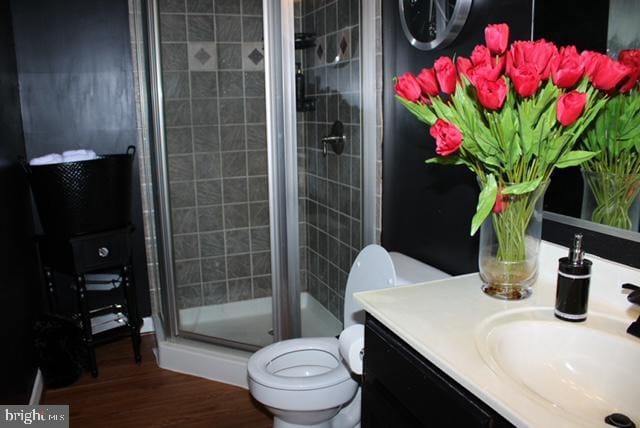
[363,315,513,428]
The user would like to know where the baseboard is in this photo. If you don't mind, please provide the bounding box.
[29,369,44,405]
[152,315,250,389]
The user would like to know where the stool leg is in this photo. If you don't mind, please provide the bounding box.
[76,274,98,377]
[44,267,57,313]
[122,265,142,363]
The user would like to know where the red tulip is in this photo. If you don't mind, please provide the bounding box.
[471,45,492,66]
[589,56,632,91]
[619,49,640,92]
[475,77,508,111]
[416,68,439,97]
[429,119,464,156]
[493,188,509,214]
[485,23,510,55]
[551,46,584,88]
[620,71,640,93]
[508,40,558,80]
[581,51,606,77]
[467,45,505,84]
[619,49,640,67]
[457,57,473,81]
[557,91,587,126]
[511,63,542,97]
[395,73,422,102]
[434,56,457,95]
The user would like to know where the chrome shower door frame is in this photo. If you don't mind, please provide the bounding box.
[264,0,302,341]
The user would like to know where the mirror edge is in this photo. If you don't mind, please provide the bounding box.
[542,211,640,269]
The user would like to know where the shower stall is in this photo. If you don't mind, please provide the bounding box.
[130,0,378,355]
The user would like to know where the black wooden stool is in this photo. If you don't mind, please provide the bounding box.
[38,226,141,377]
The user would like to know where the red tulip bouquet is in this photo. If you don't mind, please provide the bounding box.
[393,24,634,298]
[581,49,640,230]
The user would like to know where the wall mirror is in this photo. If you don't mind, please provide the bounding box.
[542,0,640,259]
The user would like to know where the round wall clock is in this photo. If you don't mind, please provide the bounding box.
[399,0,473,51]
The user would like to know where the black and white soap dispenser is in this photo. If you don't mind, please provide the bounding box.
[555,234,592,322]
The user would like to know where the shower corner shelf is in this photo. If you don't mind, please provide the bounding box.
[295,32,317,50]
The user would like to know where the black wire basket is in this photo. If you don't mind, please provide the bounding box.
[26,146,135,238]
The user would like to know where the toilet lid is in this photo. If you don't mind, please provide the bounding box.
[343,245,397,328]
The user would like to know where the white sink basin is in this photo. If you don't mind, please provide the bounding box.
[476,308,640,426]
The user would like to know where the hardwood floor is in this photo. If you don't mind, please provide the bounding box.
[44,335,272,427]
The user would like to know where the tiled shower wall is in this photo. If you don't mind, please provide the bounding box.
[158,0,271,309]
[298,0,363,321]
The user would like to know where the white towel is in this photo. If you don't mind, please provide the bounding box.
[62,149,96,158]
[29,153,64,166]
[63,149,97,162]
[30,149,98,165]
[63,153,98,163]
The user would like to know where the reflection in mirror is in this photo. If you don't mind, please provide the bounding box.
[543,0,640,237]
[607,0,640,58]
[401,0,456,43]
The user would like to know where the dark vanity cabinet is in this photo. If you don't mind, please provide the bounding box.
[362,315,514,427]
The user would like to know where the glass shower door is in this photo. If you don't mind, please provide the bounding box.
[145,0,369,350]
[296,0,364,338]
[156,0,273,349]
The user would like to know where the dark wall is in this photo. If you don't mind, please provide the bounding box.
[382,0,534,274]
[0,0,41,403]
[11,0,151,315]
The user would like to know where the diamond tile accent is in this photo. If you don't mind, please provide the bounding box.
[339,37,348,55]
[242,43,265,71]
[195,48,212,65]
[188,42,217,71]
[248,48,264,65]
[314,36,326,66]
[336,29,351,61]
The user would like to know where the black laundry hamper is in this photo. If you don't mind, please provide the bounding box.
[26,146,136,237]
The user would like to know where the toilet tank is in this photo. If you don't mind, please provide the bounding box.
[389,252,450,285]
[343,246,451,328]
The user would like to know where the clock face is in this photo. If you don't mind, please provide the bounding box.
[399,0,472,51]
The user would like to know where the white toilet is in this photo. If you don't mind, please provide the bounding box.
[247,245,449,428]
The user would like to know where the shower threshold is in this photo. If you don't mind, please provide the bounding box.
[179,292,343,348]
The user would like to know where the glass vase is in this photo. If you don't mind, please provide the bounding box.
[478,181,549,300]
[581,169,640,231]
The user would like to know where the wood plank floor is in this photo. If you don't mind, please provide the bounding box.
[44,335,272,427]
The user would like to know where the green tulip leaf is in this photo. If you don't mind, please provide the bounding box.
[425,156,465,166]
[396,95,437,125]
[502,178,542,195]
[555,150,599,169]
[471,174,497,236]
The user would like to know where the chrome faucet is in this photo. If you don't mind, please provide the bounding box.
[623,283,640,338]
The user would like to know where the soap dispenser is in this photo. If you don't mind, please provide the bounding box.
[555,234,592,322]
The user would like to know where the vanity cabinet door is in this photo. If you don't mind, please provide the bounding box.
[363,315,514,428]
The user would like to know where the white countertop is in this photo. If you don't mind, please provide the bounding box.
[355,241,640,427]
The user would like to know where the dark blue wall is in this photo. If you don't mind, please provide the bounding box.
[11,0,151,315]
[0,0,41,404]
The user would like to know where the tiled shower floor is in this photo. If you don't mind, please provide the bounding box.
[179,292,343,347]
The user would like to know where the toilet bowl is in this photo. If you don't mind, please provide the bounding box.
[247,245,450,428]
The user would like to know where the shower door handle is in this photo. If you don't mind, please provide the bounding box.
[321,120,346,156]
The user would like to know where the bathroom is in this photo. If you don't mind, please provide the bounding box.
[0,0,639,426]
